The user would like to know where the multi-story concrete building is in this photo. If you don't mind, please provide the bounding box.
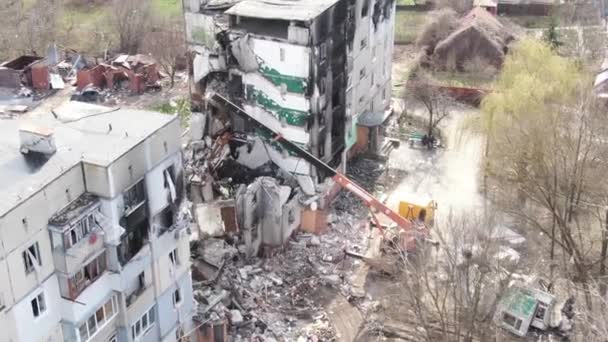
[184,0,395,187]
[0,101,194,342]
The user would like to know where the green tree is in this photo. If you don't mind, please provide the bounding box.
[479,38,608,311]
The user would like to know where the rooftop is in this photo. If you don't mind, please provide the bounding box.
[225,0,341,21]
[0,101,176,217]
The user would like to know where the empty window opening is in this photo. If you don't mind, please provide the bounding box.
[361,37,367,49]
[68,252,106,298]
[23,242,41,274]
[359,67,366,80]
[280,48,285,62]
[124,179,146,212]
[64,212,97,249]
[118,202,149,266]
[164,165,176,203]
[361,1,369,17]
[31,292,46,318]
[169,248,179,266]
[172,288,182,307]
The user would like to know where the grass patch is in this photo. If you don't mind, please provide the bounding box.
[151,0,183,18]
[395,10,428,44]
[152,98,191,127]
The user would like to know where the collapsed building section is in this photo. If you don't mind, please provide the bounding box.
[184,0,396,251]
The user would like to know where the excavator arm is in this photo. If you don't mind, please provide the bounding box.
[207,92,427,251]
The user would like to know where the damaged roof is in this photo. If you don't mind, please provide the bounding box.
[0,101,176,217]
[225,0,341,21]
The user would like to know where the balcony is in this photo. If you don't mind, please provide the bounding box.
[58,251,108,300]
[49,193,107,275]
[52,226,106,275]
[118,202,150,266]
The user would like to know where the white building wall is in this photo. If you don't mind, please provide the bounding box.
[0,163,83,257]
[6,227,56,301]
[0,307,18,342]
[152,231,190,298]
[250,38,311,78]
[12,274,63,342]
[243,73,310,111]
[106,119,181,199]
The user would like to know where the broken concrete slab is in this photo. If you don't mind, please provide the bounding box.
[326,294,363,342]
[194,203,226,237]
[349,228,383,298]
[231,34,259,72]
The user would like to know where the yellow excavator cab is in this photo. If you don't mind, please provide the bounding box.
[398,199,437,227]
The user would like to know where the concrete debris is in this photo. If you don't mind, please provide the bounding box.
[190,193,373,340]
[309,235,321,246]
[230,309,244,324]
[187,143,399,338]
[231,34,259,72]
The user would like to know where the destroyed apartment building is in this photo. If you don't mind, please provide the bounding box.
[0,101,195,342]
[184,0,397,247]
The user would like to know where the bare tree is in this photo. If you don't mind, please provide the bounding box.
[143,17,186,87]
[374,213,516,341]
[0,0,23,61]
[482,39,608,309]
[15,0,60,56]
[406,73,450,138]
[112,0,151,54]
[416,9,459,52]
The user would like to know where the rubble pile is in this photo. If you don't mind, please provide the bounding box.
[190,215,371,341]
[72,54,163,103]
[187,154,408,339]
[0,46,170,115]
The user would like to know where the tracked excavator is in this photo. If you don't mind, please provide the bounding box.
[206,92,436,251]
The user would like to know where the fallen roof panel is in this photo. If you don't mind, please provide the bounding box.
[225,0,341,21]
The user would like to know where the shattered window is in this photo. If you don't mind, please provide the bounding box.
[23,242,41,274]
[124,179,146,211]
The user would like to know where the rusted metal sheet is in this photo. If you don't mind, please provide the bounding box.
[77,65,107,90]
[31,63,50,90]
